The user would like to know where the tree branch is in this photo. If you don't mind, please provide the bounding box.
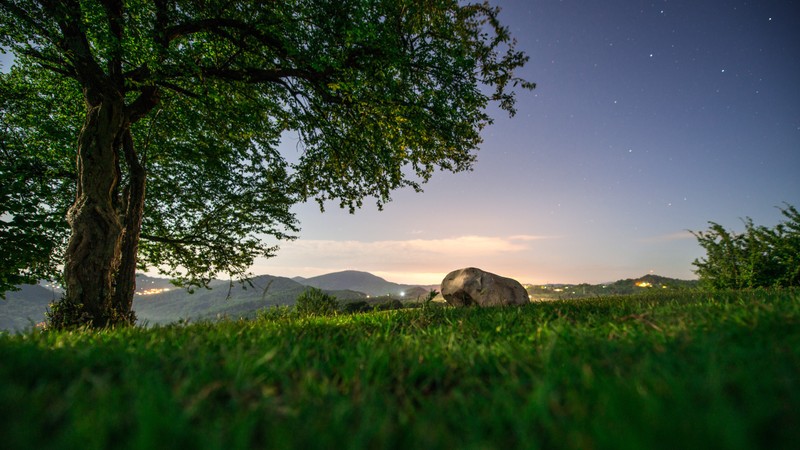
[99,0,124,87]
[18,47,75,77]
[39,0,110,102]
[154,80,201,99]
[126,85,160,123]
[199,66,326,84]
[140,233,202,246]
[0,0,58,41]
[164,17,284,52]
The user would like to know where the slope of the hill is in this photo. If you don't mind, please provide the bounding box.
[297,270,426,297]
[0,284,58,332]
[133,274,365,325]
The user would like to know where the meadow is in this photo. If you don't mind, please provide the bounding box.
[1,289,798,449]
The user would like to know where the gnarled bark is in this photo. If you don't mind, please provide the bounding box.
[111,128,146,323]
[61,97,126,327]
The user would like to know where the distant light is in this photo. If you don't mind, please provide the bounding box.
[137,288,172,296]
[400,292,405,297]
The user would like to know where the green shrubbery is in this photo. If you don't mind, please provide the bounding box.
[295,289,420,316]
[294,288,340,316]
[45,297,137,330]
[692,203,800,289]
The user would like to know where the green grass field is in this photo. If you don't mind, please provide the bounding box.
[1,289,798,449]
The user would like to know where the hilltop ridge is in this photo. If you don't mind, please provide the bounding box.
[295,270,426,297]
[0,271,696,331]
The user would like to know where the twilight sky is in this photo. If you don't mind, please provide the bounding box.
[257,0,800,285]
[3,1,798,285]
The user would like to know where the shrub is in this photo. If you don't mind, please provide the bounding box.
[342,301,371,314]
[46,297,136,329]
[255,306,294,321]
[295,288,340,316]
[691,203,800,289]
[374,299,404,311]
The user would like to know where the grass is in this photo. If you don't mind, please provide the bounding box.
[1,289,799,449]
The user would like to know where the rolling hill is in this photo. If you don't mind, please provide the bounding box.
[1,271,697,331]
[0,284,59,332]
[296,270,427,298]
[0,274,368,330]
[132,274,366,325]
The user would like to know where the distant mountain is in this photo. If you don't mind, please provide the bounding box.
[133,274,365,325]
[2,272,696,330]
[134,274,177,294]
[0,284,60,332]
[626,274,698,289]
[526,274,698,300]
[297,270,429,298]
[0,274,366,331]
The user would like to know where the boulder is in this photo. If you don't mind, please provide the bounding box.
[441,267,529,307]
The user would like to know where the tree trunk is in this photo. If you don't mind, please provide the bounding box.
[111,128,146,322]
[59,98,126,327]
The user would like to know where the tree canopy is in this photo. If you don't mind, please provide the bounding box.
[0,0,533,326]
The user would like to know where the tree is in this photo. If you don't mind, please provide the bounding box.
[295,288,339,317]
[0,1,534,327]
[691,204,800,290]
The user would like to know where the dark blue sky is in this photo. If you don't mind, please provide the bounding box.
[259,0,800,284]
[3,1,798,284]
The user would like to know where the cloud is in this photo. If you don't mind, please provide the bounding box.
[509,234,560,242]
[252,234,559,284]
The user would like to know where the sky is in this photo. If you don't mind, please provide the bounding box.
[3,1,799,286]
[255,0,800,285]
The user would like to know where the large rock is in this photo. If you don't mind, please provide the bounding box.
[441,267,529,307]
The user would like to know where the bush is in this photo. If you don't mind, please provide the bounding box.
[46,297,136,329]
[691,203,800,289]
[255,305,293,321]
[295,288,340,316]
[375,299,404,311]
[341,301,371,314]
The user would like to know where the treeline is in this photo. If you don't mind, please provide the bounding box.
[692,204,799,290]
[290,288,437,317]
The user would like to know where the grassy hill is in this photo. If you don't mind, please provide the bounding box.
[0,275,368,330]
[527,274,699,300]
[297,270,424,297]
[1,288,798,449]
[0,284,59,332]
[133,274,366,325]
[0,271,427,331]
[0,273,699,331]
